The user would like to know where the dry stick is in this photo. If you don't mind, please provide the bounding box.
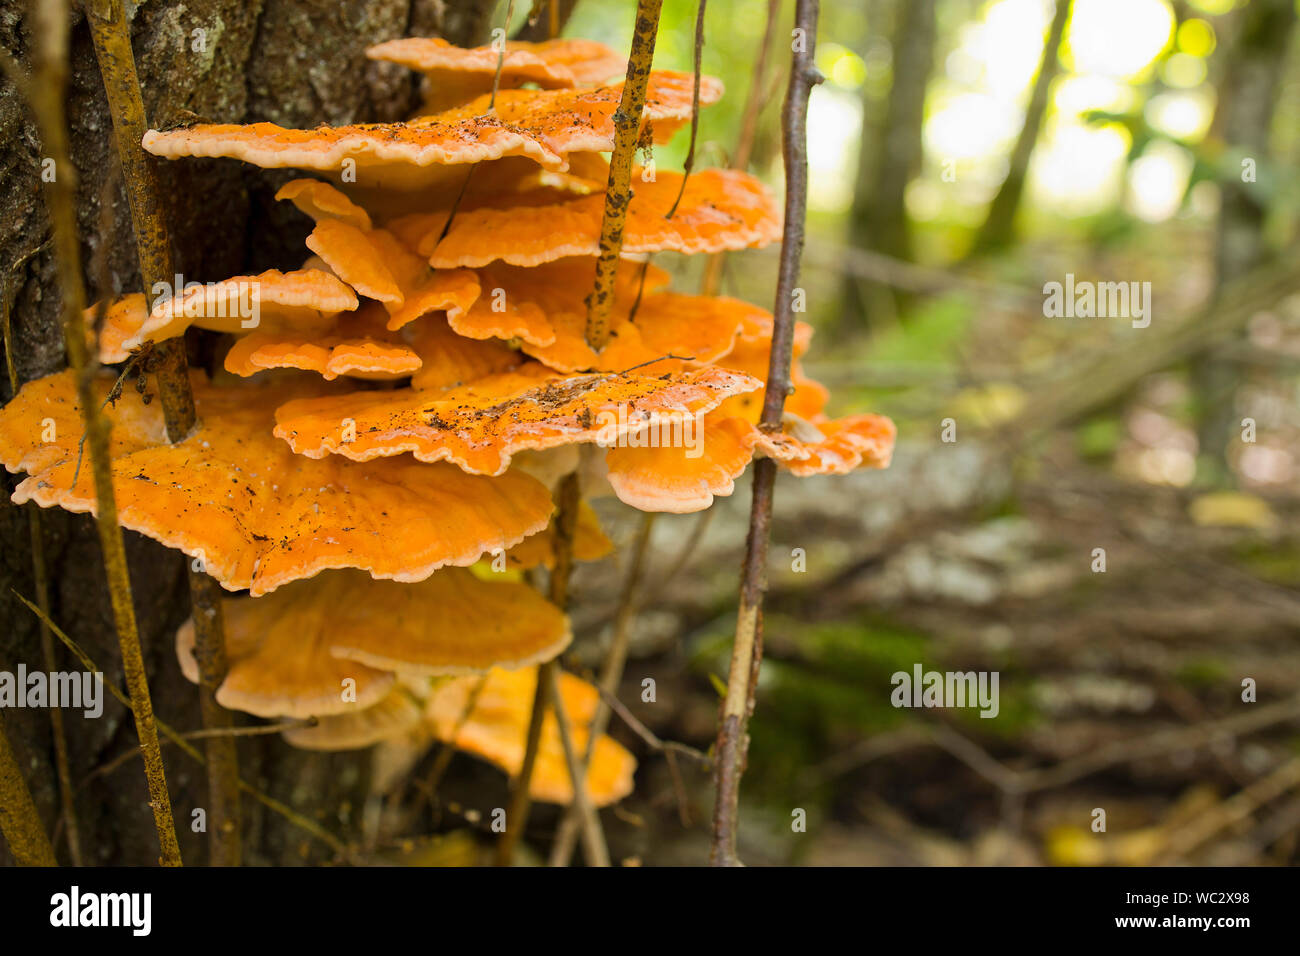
[664,0,707,219]
[13,592,353,861]
[699,0,781,296]
[710,0,820,868]
[550,511,656,866]
[2,265,81,866]
[490,0,517,110]
[1160,755,1300,862]
[0,710,57,866]
[495,473,588,865]
[23,0,181,867]
[584,0,664,349]
[545,664,610,867]
[84,0,240,867]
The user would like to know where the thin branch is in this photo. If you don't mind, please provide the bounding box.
[710,0,820,867]
[594,683,710,766]
[584,0,664,349]
[545,664,610,866]
[550,512,656,865]
[699,0,781,296]
[495,473,588,865]
[664,0,706,219]
[84,0,239,866]
[25,0,181,867]
[490,0,518,110]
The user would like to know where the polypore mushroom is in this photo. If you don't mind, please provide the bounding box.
[0,370,555,594]
[272,361,760,475]
[366,36,626,111]
[424,168,781,268]
[426,667,636,806]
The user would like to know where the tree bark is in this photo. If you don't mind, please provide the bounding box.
[967,0,1072,258]
[842,0,935,331]
[1192,0,1296,480]
[0,0,493,866]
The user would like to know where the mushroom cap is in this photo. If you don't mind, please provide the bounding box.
[605,413,759,513]
[176,569,570,711]
[223,301,422,381]
[325,568,571,675]
[440,257,754,373]
[426,168,781,268]
[427,667,636,806]
[305,221,425,308]
[504,497,613,568]
[275,178,373,230]
[141,73,720,190]
[0,370,555,595]
[282,689,425,751]
[176,588,395,719]
[446,258,670,349]
[405,315,523,390]
[89,293,148,364]
[366,36,625,89]
[273,361,762,475]
[752,412,897,476]
[125,269,357,352]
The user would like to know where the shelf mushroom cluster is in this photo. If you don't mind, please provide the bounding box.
[0,36,893,808]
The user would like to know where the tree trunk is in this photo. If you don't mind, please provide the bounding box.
[1192,0,1296,482]
[842,0,935,332]
[967,0,1072,258]
[0,0,493,866]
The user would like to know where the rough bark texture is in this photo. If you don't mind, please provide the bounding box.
[0,0,492,866]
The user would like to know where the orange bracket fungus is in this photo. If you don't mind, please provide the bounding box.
[4,21,893,866]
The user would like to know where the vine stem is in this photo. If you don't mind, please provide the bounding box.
[584,0,664,349]
[23,0,182,867]
[84,0,240,866]
[709,0,821,867]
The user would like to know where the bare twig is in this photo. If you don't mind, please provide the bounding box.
[495,473,591,865]
[489,0,517,109]
[711,0,821,867]
[699,0,781,296]
[24,0,181,867]
[84,0,239,866]
[551,512,656,865]
[664,0,707,219]
[584,0,664,349]
[546,664,610,866]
